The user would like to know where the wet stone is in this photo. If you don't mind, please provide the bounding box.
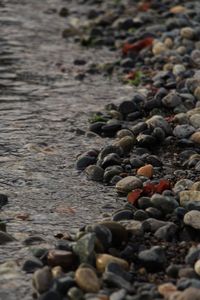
[33,266,53,294]
[116,176,143,194]
[112,209,134,222]
[98,221,128,247]
[75,267,100,293]
[85,165,104,182]
[73,233,96,265]
[52,276,75,295]
[96,254,129,273]
[103,165,123,183]
[47,250,77,270]
[22,257,43,273]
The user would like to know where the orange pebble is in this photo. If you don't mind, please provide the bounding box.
[137,164,153,178]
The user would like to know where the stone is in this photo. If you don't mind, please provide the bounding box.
[184,210,200,229]
[86,223,112,250]
[99,221,128,247]
[118,101,137,115]
[75,267,100,293]
[185,246,200,265]
[73,233,96,265]
[38,290,62,300]
[102,122,122,137]
[176,287,200,300]
[158,283,177,298]
[146,115,172,135]
[194,87,200,101]
[119,220,142,235]
[100,153,121,169]
[173,125,195,139]
[138,246,166,271]
[22,257,43,273]
[152,42,167,55]
[190,132,200,144]
[114,136,135,154]
[180,27,195,40]
[190,114,200,129]
[33,266,53,294]
[103,165,123,183]
[154,223,178,241]
[173,64,186,76]
[136,134,156,148]
[116,176,143,194]
[0,231,16,244]
[76,155,96,171]
[162,92,182,108]
[67,287,84,300]
[47,250,76,270]
[194,260,200,276]
[191,182,200,191]
[96,254,129,273]
[51,266,63,278]
[110,289,127,300]
[191,50,200,67]
[170,5,187,14]
[85,165,104,182]
[116,129,134,139]
[150,194,179,214]
[173,179,194,194]
[103,271,132,292]
[52,276,75,295]
[137,164,153,178]
[142,218,169,233]
[23,235,45,245]
[179,191,200,207]
[112,209,134,222]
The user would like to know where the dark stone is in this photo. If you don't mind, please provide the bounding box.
[154,223,178,241]
[0,194,8,209]
[22,257,43,273]
[138,246,166,271]
[76,155,96,171]
[101,153,121,169]
[134,210,148,221]
[137,197,152,209]
[112,209,134,221]
[52,276,75,295]
[38,290,62,300]
[89,122,105,134]
[101,123,122,137]
[118,101,137,115]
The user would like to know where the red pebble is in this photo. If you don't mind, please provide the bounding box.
[127,189,143,204]
[122,37,154,55]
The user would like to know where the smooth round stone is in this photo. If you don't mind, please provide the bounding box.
[158,283,177,298]
[170,5,187,14]
[136,134,156,148]
[146,115,172,135]
[118,101,137,115]
[191,50,200,67]
[99,221,128,247]
[133,210,148,221]
[76,155,96,171]
[173,179,194,194]
[112,209,134,222]
[89,122,105,135]
[109,289,127,300]
[194,260,200,276]
[101,153,121,169]
[152,42,167,55]
[162,92,182,108]
[137,197,151,209]
[86,224,112,250]
[137,164,153,178]
[174,113,189,124]
[138,246,166,271]
[180,27,195,39]
[190,114,200,129]
[154,223,178,241]
[52,276,75,295]
[73,233,95,265]
[173,124,195,138]
[96,254,129,273]
[33,266,53,293]
[191,182,200,191]
[131,122,147,136]
[150,194,179,214]
[85,165,104,182]
[67,287,84,300]
[119,220,142,235]
[142,218,169,233]
[185,246,200,265]
[47,250,76,270]
[116,176,143,194]
[130,157,144,168]
[173,64,186,76]
[103,165,123,183]
[145,207,163,219]
[179,191,200,207]
[166,264,180,278]
[152,127,166,142]
[178,267,197,279]
[190,132,200,144]
[51,266,63,279]
[101,122,122,137]
[116,129,134,139]
[22,257,43,273]
[115,136,135,154]
[184,210,200,229]
[98,145,123,160]
[75,267,100,293]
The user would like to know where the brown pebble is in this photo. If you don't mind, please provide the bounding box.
[96,254,129,273]
[47,250,76,270]
[137,164,153,178]
[75,267,100,293]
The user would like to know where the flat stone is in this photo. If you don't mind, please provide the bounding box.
[116,176,143,194]
[47,250,76,270]
[75,267,100,293]
[96,254,129,273]
[184,210,200,229]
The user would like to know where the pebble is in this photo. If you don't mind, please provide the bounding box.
[47,250,76,270]
[96,254,129,273]
[116,176,143,194]
[190,114,200,128]
[75,267,100,293]
[180,27,196,39]
[179,191,200,207]
[138,246,166,271]
[152,42,167,55]
[114,136,135,154]
[73,233,96,265]
[0,231,16,244]
[194,259,200,276]
[85,165,104,182]
[190,131,200,144]
[173,124,195,138]
[33,266,53,293]
[161,92,182,108]
[99,221,128,247]
[150,194,179,214]
[137,164,153,178]
[146,115,172,135]
[184,210,200,229]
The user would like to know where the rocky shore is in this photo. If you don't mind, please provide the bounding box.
[2,0,200,299]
